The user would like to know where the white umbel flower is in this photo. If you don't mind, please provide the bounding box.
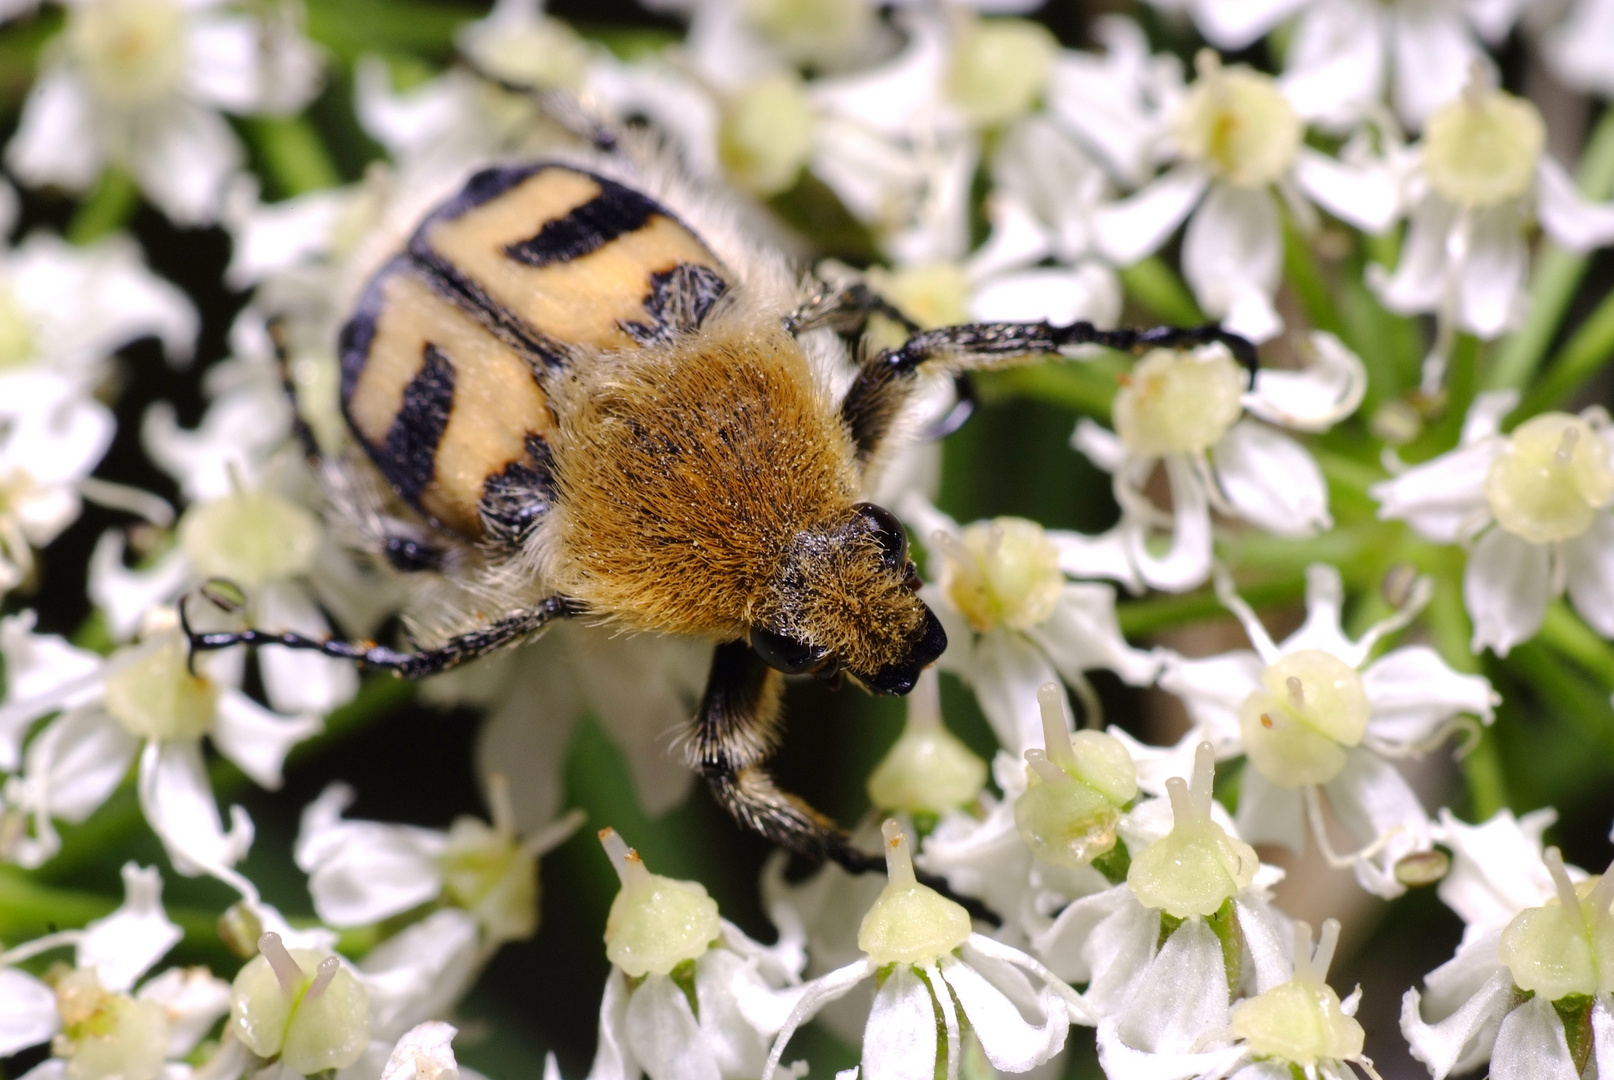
[1373,389,1614,655]
[1072,335,1366,592]
[6,0,322,225]
[763,820,1085,1080]
[1147,563,1496,897]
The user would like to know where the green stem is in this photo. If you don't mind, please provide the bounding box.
[245,116,343,197]
[978,357,1123,420]
[0,867,217,944]
[1517,285,1614,417]
[1116,575,1304,638]
[1119,257,1205,326]
[1538,601,1614,688]
[1485,107,1614,392]
[1423,562,1506,815]
[1282,216,1344,338]
[67,170,139,245]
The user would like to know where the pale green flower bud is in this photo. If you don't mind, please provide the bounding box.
[179,489,322,590]
[1499,848,1614,1000]
[1236,649,1370,788]
[1127,743,1258,918]
[470,17,591,90]
[1229,920,1364,1067]
[600,828,721,978]
[857,819,972,966]
[936,517,1063,634]
[1486,412,1614,544]
[54,970,170,1080]
[104,636,218,741]
[1014,684,1136,868]
[738,0,875,70]
[1113,348,1247,457]
[69,0,187,105]
[230,932,370,1074]
[1173,51,1301,190]
[946,17,1057,129]
[867,670,986,816]
[1424,68,1544,208]
[0,287,35,369]
[720,75,815,197]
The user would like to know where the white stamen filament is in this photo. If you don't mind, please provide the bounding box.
[1559,427,1580,463]
[907,668,942,732]
[1291,921,1316,982]
[521,808,587,860]
[0,928,83,965]
[1037,682,1076,767]
[1545,847,1583,917]
[881,818,917,887]
[1189,741,1216,819]
[258,932,305,996]
[1023,748,1070,785]
[77,476,176,527]
[599,828,651,887]
[487,772,515,837]
[1312,919,1341,983]
[1588,854,1614,924]
[1286,676,1305,707]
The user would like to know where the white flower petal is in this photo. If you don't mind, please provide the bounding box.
[360,909,481,1042]
[380,1022,461,1080]
[1540,0,1614,96]
[1280,0,1385,128]
[1244,332,1367,432]
[1389,3,1488,127]
[1593,996,1614,1080]
[295,783,446,928]
[1465,528,1551,655]
[1024,583,1161,687]
[1323,750,1435,897]
[1458,202,1528,339]
[20,706,139,825]
[1044,21,1174,187]
[88,533,191,643]
[969,265,1121,327]
[1535,157,1614,252]
[137,966,233,1058]
[1292,147,1400,234]
[1400,969,1516,1080]
[0,966,57,1056]
[590,968,637,1080]
[1093,166,1208,267]
[1370,195,1456,317]
[1435,806,1561,931]
[625,975,723,1080]
[940,955,1067,1073]
[1116,917,1229,1054]
[0,611,103,770]
[4,66,104,193]
[1562,514,1614,637]
[1213,421,1331,537]
[1371,444,1496,544]
[1491,994,1579,1080]
[137,739,255,878]
[128,100,243,226]
[1182,185,1284,343]
[1046,526,1143,592]
[1157,651,1262,754]
[1234,772,1307,854]
[210,688,321,789]
[1362,645,1497,745]
[1128,455,1214,593]
[965,630,1065,755]
[255,582,359,715]
[77,862,181,991]
[862,964,937,1080]
[1192,0,1311,48]
[693,949,797,1077]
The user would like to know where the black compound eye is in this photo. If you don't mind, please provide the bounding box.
[854,502,908,570]
[749,626,826,675]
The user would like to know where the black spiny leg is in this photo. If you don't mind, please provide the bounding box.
[183,591,582,678]
[785,279,921,338]
[842,319,1260,466]
[691,641,999,923]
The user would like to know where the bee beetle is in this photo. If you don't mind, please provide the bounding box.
[187,116,1256,875]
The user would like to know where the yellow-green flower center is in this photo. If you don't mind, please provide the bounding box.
[0,286,37,370]
[1128,743,1258,918]
[178,489,322,590]
[938,516,1063,634]
[103,638,218,741]
[1500,852,1614,1001]
[1113,348,1248,457]
[1424,84,1545,208]
[719,75,816,198]
[600,829,721,978]
[858,820,971,966]
[867,673,987,816]
[1229,921,1364,1067]
[1014,683,1137,867]
[1173,52,1301,189]
[69,0,188,107]
[1236,650,1370,789]
[738,0,874,69]
[945,17,1057,129]
[1486,412,1614,544]
[229,935,371,1076]
[54,970,171,1080]
[441,815,537,945]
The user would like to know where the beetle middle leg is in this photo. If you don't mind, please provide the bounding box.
[691,641,998,921]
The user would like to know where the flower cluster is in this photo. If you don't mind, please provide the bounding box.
[2,0,1614,1077]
